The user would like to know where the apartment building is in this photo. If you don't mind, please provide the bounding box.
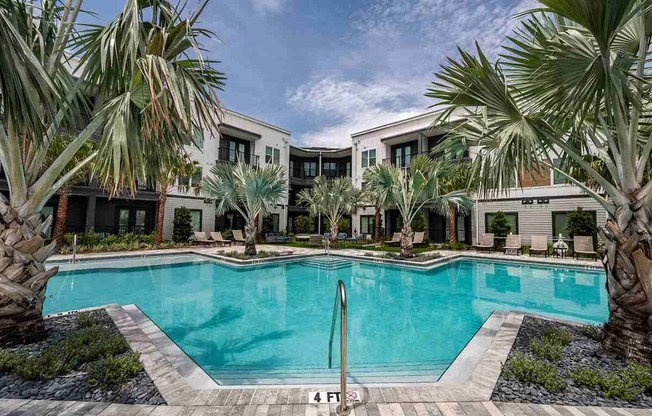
[349,111,606,245]
[287,146,352,234]
[162,109,291,240]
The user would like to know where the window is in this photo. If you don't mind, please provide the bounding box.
[189,209,202,231]
[345,161,351,177]
[289,160,295,177]
[485,212,519,234]
[271,214,280,233]
[360,215,375,235]
[552,210,596,239]
[179,167,203,187]
[395,145,412,168]
[552,159,567,185]
[265,146,281,165]
[323,162,337,177]
[361,149,376,168]
[304,161,317,177]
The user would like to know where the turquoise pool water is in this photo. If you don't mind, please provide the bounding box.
[44,256,607,385]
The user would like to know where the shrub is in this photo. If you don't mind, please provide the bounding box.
[570,363,652,400]
[88,353,144,387]
[490,211,511,238]
[173,207,193,242]
[566,207,598,245]
[530,339,564,362]
[337,218,350,233]
[61,327,129,364]
[294,215,312,234]
[503,354,566,392]
[76,311,98,328]
[570,367,604,390]
[541,328,573,347]
[0,350,25,373]
[411,211,426,232]
[262,216,275,234]
[14,350,73,380]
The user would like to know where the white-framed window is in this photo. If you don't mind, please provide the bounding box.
[265,146,281,165]
[361,149,377,168]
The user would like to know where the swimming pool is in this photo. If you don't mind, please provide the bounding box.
[44,255,607,385]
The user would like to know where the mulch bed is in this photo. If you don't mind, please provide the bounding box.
[0,310,165,405]
[492,315,652,408]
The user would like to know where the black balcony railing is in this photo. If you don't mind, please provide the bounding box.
[65,224,152,237]
[217,147,259,166]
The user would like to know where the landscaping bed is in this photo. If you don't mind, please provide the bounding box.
[365,251,442,262]
[0,310,165,405]
[216,250,283,260]
[492,316,652,408]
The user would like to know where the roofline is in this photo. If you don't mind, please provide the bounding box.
[350,109,442,138]
[225,108,291,135]
[289,145,352,153]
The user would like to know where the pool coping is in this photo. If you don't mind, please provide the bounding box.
[95,303,526,405]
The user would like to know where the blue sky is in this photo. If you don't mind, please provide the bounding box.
[83,0,534,147]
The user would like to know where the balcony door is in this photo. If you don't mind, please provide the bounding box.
[229,140,246,162]
[117,207,150,235]
[392,142,417,168]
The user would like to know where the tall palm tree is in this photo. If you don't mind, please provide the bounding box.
[151,154,201,245]
[427,0,652,358]
[44,134,96,250]
[0,0,224,339]
[297,177,362,246]
[203,161,286,256]
[439,162,474,245]
[364,155,472,258]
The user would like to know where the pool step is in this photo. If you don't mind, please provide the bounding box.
[301,257,353,270]
[205,361,451,386]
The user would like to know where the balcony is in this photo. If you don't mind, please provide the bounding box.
[290,167,350,180]
[216,146,259,166]
[383,154,471,168]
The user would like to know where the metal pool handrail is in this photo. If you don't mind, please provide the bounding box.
[328,280,350,416]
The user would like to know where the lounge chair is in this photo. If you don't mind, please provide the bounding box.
[412,231,425,247]
[266,233,291,243]
[210,232,232,247]
[309,234,323,247]
[504,234,522,255]
[232,230,246,245]
[574,236,598,261]
[194,231,213,246]
[529,235,549,257]
[474,233,494,252]
[385,232,401,247]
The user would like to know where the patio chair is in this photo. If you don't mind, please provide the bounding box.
[574,236,598,261]
[232,230,246,245]
[337,232,347,241]
[504,234,522,255]
[473,233,494,252]
[309,234,323,248]
[194,231,213,246]
[385,232,401,247]
[529,235,549,257]
[412,231,425,247]
[210,232,232,247]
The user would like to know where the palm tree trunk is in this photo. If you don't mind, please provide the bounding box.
[330,223,339,248]
[244,221,257,256]
[600,203,652,360]
[375,206,382,243]
[0,206,58,342]
[400,223,414,258]
[52,187,70,250]
[448,206,457,245]
[155,193,167,245]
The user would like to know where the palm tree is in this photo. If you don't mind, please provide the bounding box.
[297,177,362,246]
[427,0,652,358]
[151,154,201,245]
[364,155,472,258]
[203,161,286,256]
[362,188,386,243]
[0,0,224,339]
[439,162,473,245]
[44,134,96,250]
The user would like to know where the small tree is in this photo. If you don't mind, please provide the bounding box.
[490,211,511,238]
[566,208,598,245]
[173,207,193,243]
[297,177,361,246]
[262,216,275,234]
[337,218,350,235]
[294,215,312,234]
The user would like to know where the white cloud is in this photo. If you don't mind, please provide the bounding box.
[288,0,537,147]
[250,0,287,14]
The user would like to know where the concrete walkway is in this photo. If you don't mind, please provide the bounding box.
[1,398,650,416]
